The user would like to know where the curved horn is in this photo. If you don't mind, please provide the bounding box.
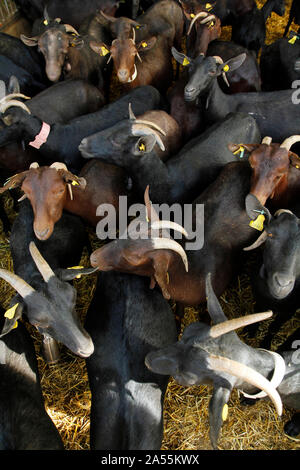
[200,14,216,24]
[29,242,55,283]
[151,237,188,272]
[0,268,36,298]
[132,124,165,151]
[243,230,268,251]
[132,120,166,136]
[49,162,68,171]
[208,355,283,416]
[187,11,208,35]
[99,10,117,22]
[0,93,31,103]
[274,209,294,217]
[64,24,80,36]
[280,135,300,151]
[209,311,273,338]
[151,220,189,238]
[262,136,272,145]
[0,100,31,114]
[128,102,136,121]
[29,162,39,169]
[132,26,136,43]
[213,55,224,64]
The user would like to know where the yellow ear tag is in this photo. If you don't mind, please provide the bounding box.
[67,265,84,279]
[141,42,148,48]
[249,214,265,232]
[139,143,146,151]
[12,321,18,330]
[182,57,190,66]
[223,64,230,72]
[100,46,110,56]
[233,146,245,159]
[289,36,297,44]
[206,3,213,11]
[43,19,48,26]
[190,13,195,18]
[71,180,79,186]
[296,165,300,169]
[208,21,214,29]
[135,25,140,29]
[4,303,19,320]
[222,404,228,421]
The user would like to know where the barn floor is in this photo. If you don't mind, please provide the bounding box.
[0,0,299,452]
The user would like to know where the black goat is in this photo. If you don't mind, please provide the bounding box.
[79,111,260,205]
[243,208,300,350]
[85,271,177,449]
[0,85,162,172]
[0,306,64,449]
[174,52,300,141]
[0,200,96,362]
[260,30,300,91]
[145,274,300,447]
[231,0,285,55]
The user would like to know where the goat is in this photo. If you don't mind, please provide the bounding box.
[0,305,64,449]
[243,208,300,350]
[79,110,260,205]
[0,199,96,362]
[0,85,162,172]
[89,0,184,92]
[89,162,268,307]
[145,273,300,447]
[174,52,300,141]
[260,30,300,91]
[85,270,177,449]
[0,160,130,241]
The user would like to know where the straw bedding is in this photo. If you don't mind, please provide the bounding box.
[0,0,299,451]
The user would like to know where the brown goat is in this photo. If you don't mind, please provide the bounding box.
[228,135,300,212]
[0,160,129,240]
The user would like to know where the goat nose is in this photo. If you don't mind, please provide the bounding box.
[185,86,196,94]
[80,138,87,148]
[35,227,50,240]
[117,69,129,81]
[274,273,293,288]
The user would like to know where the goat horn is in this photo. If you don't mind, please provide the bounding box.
[274,209,294,217]
[49,162,68,171]
[99,10,117,22]
[213,56,224,64]
[0,268,36,298]
[29,162,39,169]
[151,237,189,272]
[0,93,31,104]
[200,14,216,24]
[128,103,136,121]
[144,185,159,223]
[132,26,136,43]
[187,12,208,35]
[132,124,165,151]
[29,241,55,283]
[280,135,300,151]
[0,100,31,114]
[64,24,80,36]
[208,355,283,416]
[67,183,73,201]
[262,136,272,145]
[17,194,27,202]
[209,311,273,338]
[243,230,268,251]
[151,220,189,238]
[132,120,166,136]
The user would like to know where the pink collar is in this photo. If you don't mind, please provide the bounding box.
[29,122,51,149]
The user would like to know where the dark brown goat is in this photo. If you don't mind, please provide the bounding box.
[0,160,129,241]
[90,0,184,92]
[228,135,300,215]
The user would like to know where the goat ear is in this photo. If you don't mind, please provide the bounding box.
[69,35,84,49]
[0,171,28,194]
[171,47,192,66]
[245,193,271,222]
[59,170,87,190]
[133,135,157,155]
[227,143,259,155]
[145,347,180,376]
[89,40,111,56]
[8,76,20,94]
[217,53,246,75]
[0,300,23,338]
[205,273,227,324]
[137,36,157,52]
[289,151,300,170]
[20,34,39,47]
[209,384,233,450]
[56,267,98,281]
